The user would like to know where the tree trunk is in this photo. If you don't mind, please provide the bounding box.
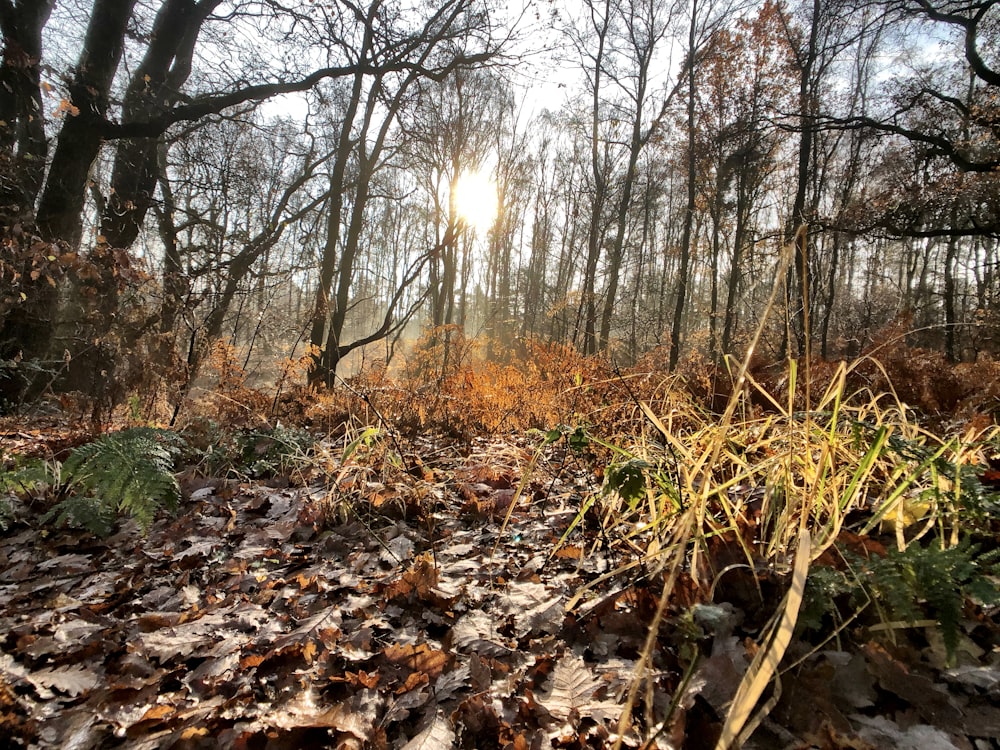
[722,165,752,355]
[670,0,698,371]
[36,0,136,246]
[597,145,638,353]
[580,0,610,356]
[320,160,375,382]
[944,226,959,362]
[153,142,186,339]
[708,173,725,361]
[819,232,840,357]
[785,0,820,357]
[4,0,134,404]
[307,69,368,382]
[101,0,221,250]
[0,0,54,209]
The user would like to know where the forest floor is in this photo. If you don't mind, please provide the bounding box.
[2,376,1000,749]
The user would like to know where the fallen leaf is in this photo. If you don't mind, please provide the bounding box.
[383,553,439,601]
[536,653,621,725]
[451,610,513,656]
[862,642,963,727]
[851,714,964,749]
[140,704,175,721]
[27,664,100,697]
[403,711,455,750]
[383,642,450,679]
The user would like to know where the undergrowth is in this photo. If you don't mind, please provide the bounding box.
[2,427,185,536]
[179,420,318,481]
[5,314,1000,748]
[802,539,1000,659]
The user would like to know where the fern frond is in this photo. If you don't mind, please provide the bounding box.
[41,495,116,537]
[60,427,184,534]
[864,539,999,660]
[0,458,59,494]
[0,496,13,531]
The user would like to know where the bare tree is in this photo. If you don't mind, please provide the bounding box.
[305,0,502,386]
[670,0,739,368]
[597,0,682,353]
[0,0,504,403]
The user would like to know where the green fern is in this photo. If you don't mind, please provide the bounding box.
[799,564,856,634]
[237,424,316,478]
[870,540,1000,658]
[42,495,116,537]
[0,457,58,494]
[1,458,59,533]
[804,539,1000,661]
[47,427,184,534]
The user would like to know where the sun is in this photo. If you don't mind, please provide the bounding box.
[453,169,498,234]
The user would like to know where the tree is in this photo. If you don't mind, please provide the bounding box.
[564,0,685,356]
[305,0,501,386]
[570,0,614,355]
[404,68,503,336]
[483,90,532,352]
[160,118,332,392]
[100,0,225,251]
[836,0,1000,177]
[697,2,791,360]
[776,0,863,356]
[0,0,53,209]
[817,0,1000,358]
[669,0,741,368]
[812,6,886,357]
[597,0,681,354]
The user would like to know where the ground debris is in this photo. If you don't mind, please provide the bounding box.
[1,432,999,749]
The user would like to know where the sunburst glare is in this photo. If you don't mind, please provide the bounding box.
[454,170,498,234]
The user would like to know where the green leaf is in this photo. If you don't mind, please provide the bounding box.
[568,426,589,453]
[605,460,649,508]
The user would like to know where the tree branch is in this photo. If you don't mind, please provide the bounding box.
[102,50,495,140]
[816,112,1000,171]
[908,0,1000,86]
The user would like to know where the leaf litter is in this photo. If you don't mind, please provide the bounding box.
[2,432,1000,749]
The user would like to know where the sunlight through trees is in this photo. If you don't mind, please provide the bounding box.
[0,0,997,407]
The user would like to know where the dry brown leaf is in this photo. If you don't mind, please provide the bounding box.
[397,670,431,694]
[383,642,449,679]
[265,689,377,736]
[862,642,964,727]
[536,653,621,725]
[139,704,175,722]
[451,610,513,656]
[402,712,455,750]
[501,581,564,637]
[384,554,438,601]
[554,545,583,560]
[269,605,342,655]
[27,664,100,697]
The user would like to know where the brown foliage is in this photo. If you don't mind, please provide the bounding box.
[201,340,271,427]
[742,317,1000,427]
[121,316,1000,440]
[0,218,166,421]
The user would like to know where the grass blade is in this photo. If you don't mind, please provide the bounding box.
[714,528,812,750]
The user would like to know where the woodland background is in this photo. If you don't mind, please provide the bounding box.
[4,2,1000,748]
[0,0,998,418]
